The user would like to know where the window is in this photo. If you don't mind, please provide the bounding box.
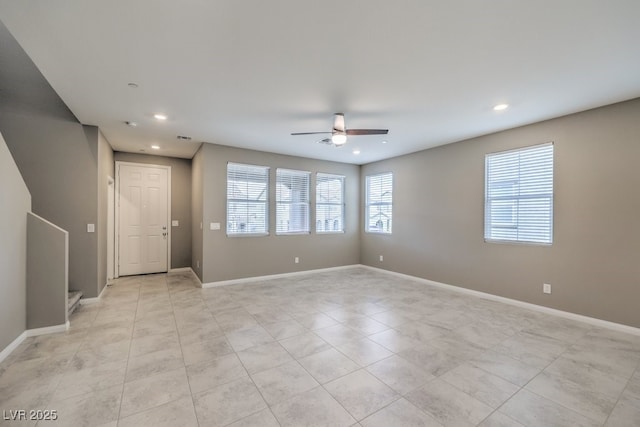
[485,142,554,244]
[276,168,310,234]
[226,163,269,235]
[366,172,393,233]
[316,173,345,233]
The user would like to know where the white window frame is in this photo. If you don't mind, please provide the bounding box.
[316,173,345,234]
[226,162,269,236]
[276,168,311,235]
[365,172,393,234]
[484,142,554,245]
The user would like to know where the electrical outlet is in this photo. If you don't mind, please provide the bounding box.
[379,255,383,262]
[543,283,551,294]
[294,257,299,264]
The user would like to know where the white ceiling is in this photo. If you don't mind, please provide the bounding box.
[1,1,639,164]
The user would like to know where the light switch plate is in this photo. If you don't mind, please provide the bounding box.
[172,220,179,227]
[210,222,221,231]
[87,223,95,233]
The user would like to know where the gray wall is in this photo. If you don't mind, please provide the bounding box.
[0,131,31,352]
[114,152,192,269]
[198,143,360,283]
[97,131,114,294]
[27,213,68,329]
[361,98,640,328]
[0,21,101,298]
[0,115,101,298]
[191,146,204,281]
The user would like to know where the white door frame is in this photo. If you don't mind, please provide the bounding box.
[107,176,115,281]
[115,161,172,278]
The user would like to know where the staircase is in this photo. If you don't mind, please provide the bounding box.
[68,290,82,316]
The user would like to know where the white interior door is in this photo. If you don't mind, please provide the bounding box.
[118,164,169,276]
[107,177,115,280]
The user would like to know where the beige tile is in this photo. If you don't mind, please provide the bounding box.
[251,360,319,405]
[405,378,493,426]
[605,392,640,427]
[298,347,360,384]
[117,396,198,427]
[186,353,248,394]
[271,386,356,427]
[470,349,541,387]
[225,325,274,352]
[477,411,525,427]
[236,341,294,374]
[493,331,567,369]
[54,359,127,400]
[129,330,181,358]
[361,398,442,427]
[325,369,399,420]
[193,376,267,426]
[367,328,421,353]
[262,319,307,340]
[47,384,122,427]
[228,408,280,427]
[120,367,191,417]
[314,324,364,347]
[367,354,435,395]
[180,334,234,366]
[278,332,331,358]
[398,344,463,377]
[525,370,618,424]
[499,389,600,427]
[336,337,394,367]
[125,347,185,383]
[440,362,519,409]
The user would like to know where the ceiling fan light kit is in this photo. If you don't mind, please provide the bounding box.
[291,113,388,147]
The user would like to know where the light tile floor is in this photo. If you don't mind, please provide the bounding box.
[1,268,639,426]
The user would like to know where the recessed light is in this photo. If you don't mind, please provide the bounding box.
[125,121,137,127]
[381,140,387,144]
[154,114,167,121]
[493,103,509,111]
[151,145,160,150]
[353,149,361,155]
[127,82,139,88]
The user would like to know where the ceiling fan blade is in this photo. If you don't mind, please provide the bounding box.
[346,129,389,135]
[333,113,346,132]
[318,138,334,145]
[291,131,332,136]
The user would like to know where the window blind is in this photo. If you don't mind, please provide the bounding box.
[316,173,345,233]
[366,172,393,233]
[485,143,554,244]
[276,168,310,234]
[226,163,269,235]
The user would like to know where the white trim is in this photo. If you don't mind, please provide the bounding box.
[0,331,27,363]
[80,283,109,305]
[169,267,193,273]
[202,265,359,288]
[361,265,640,336]
[0,323,70,363]
[26,323,68,337]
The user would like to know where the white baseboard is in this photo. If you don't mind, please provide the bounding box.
[0,322,70,364]
[26,323,68,337]
[202,265,360,288]
[169,267,194,273]
[80,282,109,305]
[0,331,27,364]
[361,265,640,336]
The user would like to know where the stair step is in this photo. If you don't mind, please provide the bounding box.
[68,290,83,316]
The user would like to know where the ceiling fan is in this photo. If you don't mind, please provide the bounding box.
[291,113,388,147]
